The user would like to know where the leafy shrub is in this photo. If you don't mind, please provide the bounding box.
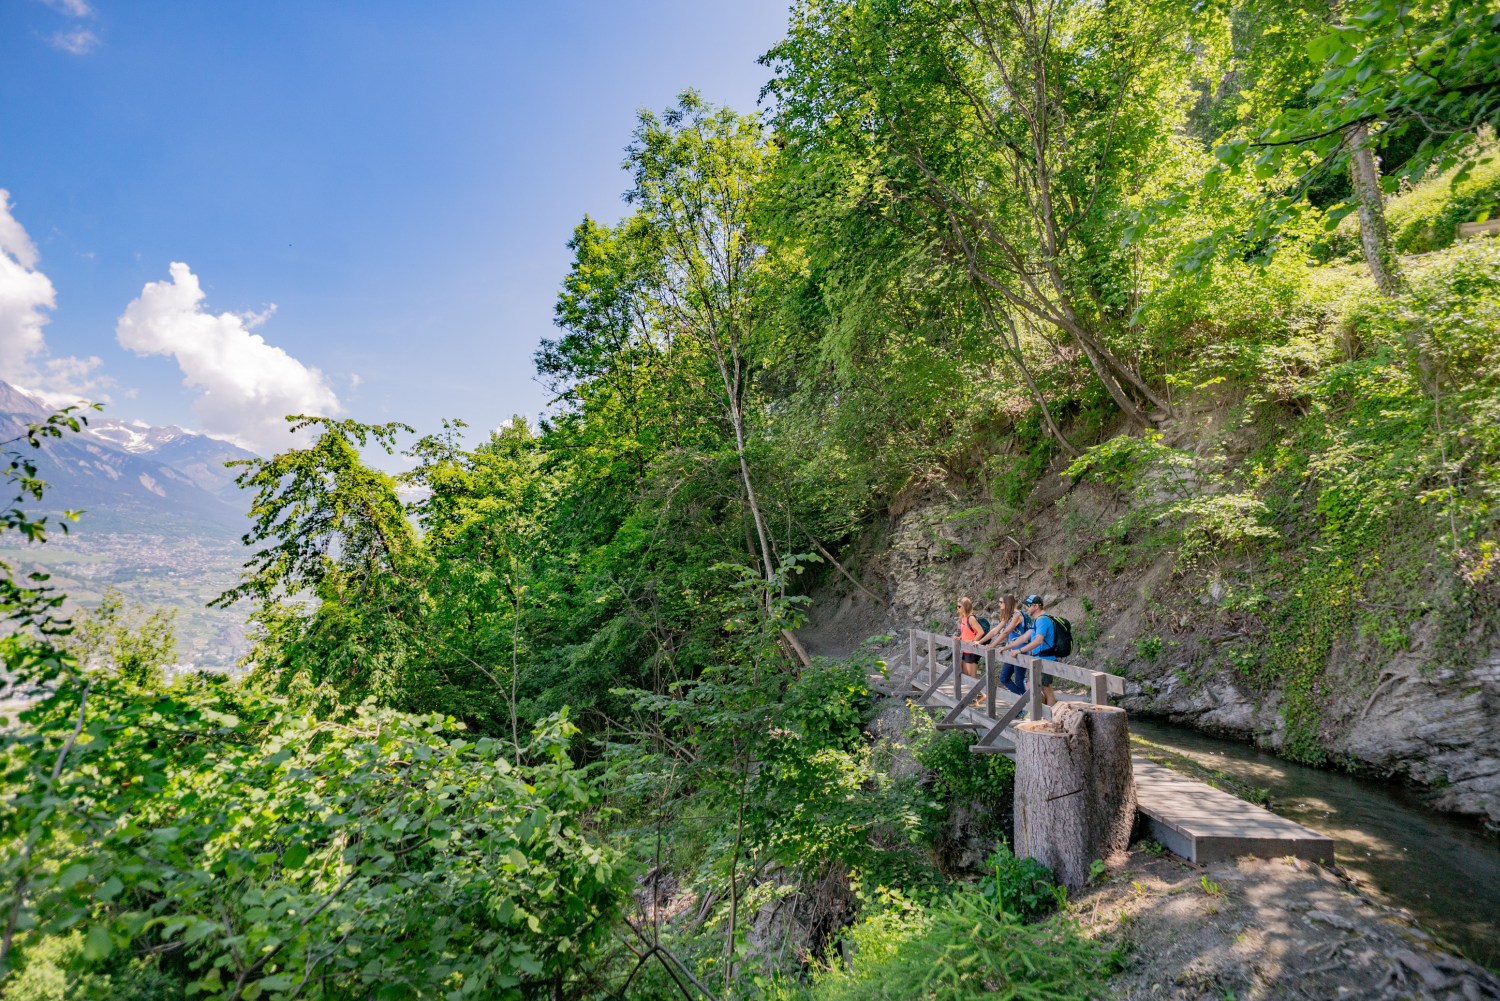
[979,843,1063,923]
[3,677,624,999]
[1136,635,1164,662]
[781,658,871,752]
[914,723,1016,825]
[780,884,1116,1001]
[1322,140,1500,259]
[3,933,183,1001]
[1067,433,1276,570]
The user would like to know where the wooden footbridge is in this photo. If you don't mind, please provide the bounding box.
[871,628,1126,754]
[871,628,1335,865]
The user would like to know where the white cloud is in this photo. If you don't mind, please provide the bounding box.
[116,262,342,454]
[41,0,94,16]
[29,355,110,408]
[0,190,54,378]
[0,188,112,405]
[49,28,99,55]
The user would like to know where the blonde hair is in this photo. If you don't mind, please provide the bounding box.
[957,596,973,616]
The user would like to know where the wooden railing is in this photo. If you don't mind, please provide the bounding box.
[903,628,1126,753]
[1458,219,1500,239]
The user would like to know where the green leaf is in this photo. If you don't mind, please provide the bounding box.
[1212,141,1245,164]
[83,924,113,961]
[282,843,309,869]
[58,863,90,890]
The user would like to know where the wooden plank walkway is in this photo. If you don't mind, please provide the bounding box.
[1459,218,1500,239]
[876,628,1337,865]
[1134,759,1334,864]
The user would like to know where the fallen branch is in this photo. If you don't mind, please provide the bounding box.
[798,527,883,604]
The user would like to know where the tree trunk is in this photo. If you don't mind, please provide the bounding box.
[1073,704,1136,859]
[1348,122,1404,297]
[1073,336,1154,428]
[722,371,810,669]
[1014,703,1136,889]
[1014,715,1093,891]
[979,290,1079,457]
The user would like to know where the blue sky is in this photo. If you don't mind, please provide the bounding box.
[0,0,790,453]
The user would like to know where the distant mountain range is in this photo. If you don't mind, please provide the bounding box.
[0,381,255,536]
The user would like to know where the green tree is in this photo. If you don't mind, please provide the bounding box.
[1209,0,1500,292]
[405,418,553,755]
[215,417,422,715]
[766,0,1197,427]
[61,590,176,690]
[625,93,793,618]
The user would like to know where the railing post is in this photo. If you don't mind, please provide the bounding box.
[985,646,997,719]
[1028,655,1043,721]
[927,634,936,688]
[1091,671,1108,706]
[908,630,918,690]
[952,635,963,701]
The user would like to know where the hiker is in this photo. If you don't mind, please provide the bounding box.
[1007,594,1060,709]
[956,596,985,682]
[977,595,1014,648]
[983,595,1031,697]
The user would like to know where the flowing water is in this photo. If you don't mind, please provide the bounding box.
[1130,717,1500,970]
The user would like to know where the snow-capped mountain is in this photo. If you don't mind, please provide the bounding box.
[0,382,253,534]
[84,419,193,454]
[85,418,256,496]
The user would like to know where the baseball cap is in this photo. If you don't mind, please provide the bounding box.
[1023,594,1044,606]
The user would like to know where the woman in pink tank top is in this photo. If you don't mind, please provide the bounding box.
[957,596,983,681]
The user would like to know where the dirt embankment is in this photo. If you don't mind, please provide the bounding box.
[1077,847,1500,1001]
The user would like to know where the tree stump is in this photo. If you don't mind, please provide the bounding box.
[1014,703,1136,890]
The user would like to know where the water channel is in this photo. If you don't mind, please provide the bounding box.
[1130,717,1500,970]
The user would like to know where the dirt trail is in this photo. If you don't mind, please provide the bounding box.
[1076,848,1500,1000]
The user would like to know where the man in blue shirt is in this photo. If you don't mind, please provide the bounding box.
[1008,594,1057,711]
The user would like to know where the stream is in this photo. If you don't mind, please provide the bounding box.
[1130,717,1500,970]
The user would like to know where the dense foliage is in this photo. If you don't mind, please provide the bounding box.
[4,0,1498,995]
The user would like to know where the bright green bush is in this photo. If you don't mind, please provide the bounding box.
[780,885,1117,1001]
[3,677,624,999]
[979,843,1063,923]
[2,934,180,1001]
[914,723,1016,825]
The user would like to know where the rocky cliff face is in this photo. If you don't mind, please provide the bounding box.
[798,477,1500,831]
